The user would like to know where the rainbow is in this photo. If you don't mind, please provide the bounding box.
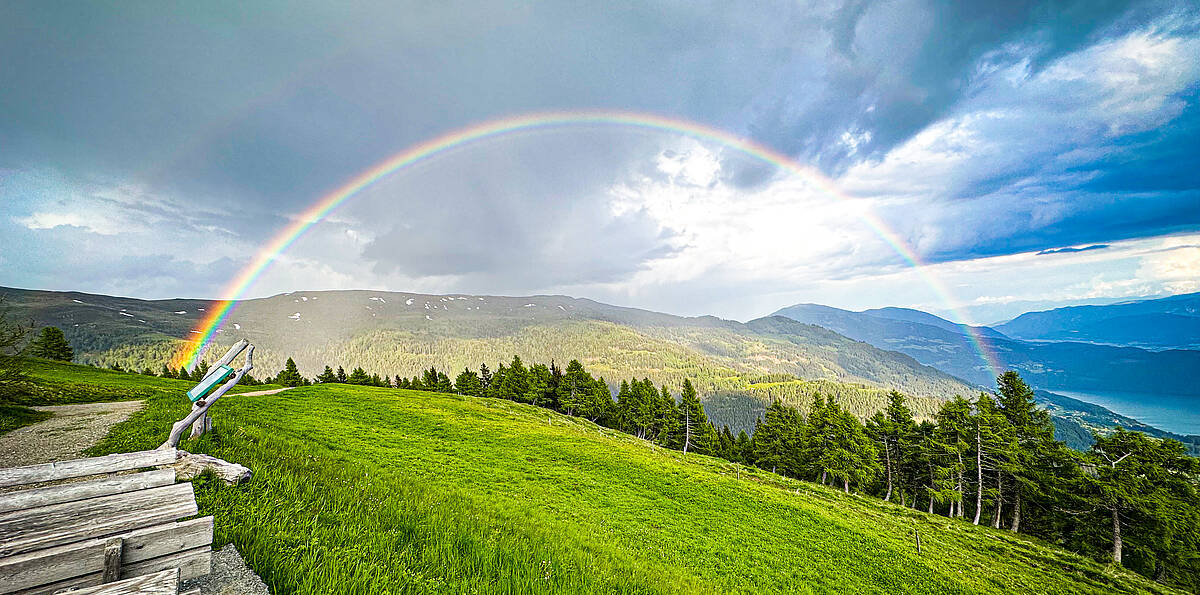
[174,109,1002,381]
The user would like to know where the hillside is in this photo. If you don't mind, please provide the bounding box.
[0,287,977,431]
[35,360,1170,594]
[996,293,1200,350]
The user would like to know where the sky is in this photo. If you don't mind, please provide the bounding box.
[1,0,1198,324]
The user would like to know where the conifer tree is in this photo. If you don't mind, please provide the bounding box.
[25,326,73,361]
[677,379,712,454]
[455,368,482,396]
[558,360,590,416]
[160,364,175,379]
[934,396,973,517]
[995,371,1055,533]
[274,358,307,387]
[755,400,797,475]
[316,366,337,383]
[347,367,371,385]
[336,366,348,383]
[479,363,492,394]
[500,356,530,402]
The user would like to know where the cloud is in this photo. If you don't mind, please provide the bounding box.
[1037,244,1110,255]
[1,1,1198,323]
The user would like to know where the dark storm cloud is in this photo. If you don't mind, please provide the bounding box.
[745,0,1154,172]
[1037,245,1111,255]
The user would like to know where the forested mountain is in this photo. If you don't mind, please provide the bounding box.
[862,306,1009,338]
[996,292,1200,350]
[772,302,1200,397]
[0,286,975,432]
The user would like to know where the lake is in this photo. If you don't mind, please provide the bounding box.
[1054,389,1200,436]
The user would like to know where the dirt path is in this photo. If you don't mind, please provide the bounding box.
[237,387,293,397]
[0,401,145,468]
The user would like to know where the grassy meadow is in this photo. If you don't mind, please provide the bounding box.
[6,361,1159,594]
[0,359,279,436]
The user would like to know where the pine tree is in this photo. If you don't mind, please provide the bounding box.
[820,400,879,493]
[528,363,553,407]
[336,366,348,383]
[1085,429,1199,568]
[755,400,797,475]
[347,367,371,385]
[995,371,1055,533]
[973,392,1013,526]
[274,358,306,387]
[160,364,175,379]
[656,385,681,447]
[316,366,338,383]
[479,363,492,395]
[677,379,712,455]
[558,360,590,416]
[455,368,482,396]
[26,326,73,361]
[500,356,530,402]
[934,396,973,517]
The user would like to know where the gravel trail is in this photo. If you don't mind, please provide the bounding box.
[0,400,144,468]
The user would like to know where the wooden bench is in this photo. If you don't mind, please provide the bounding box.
[0,449,213,594]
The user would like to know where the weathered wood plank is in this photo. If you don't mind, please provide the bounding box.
[120,516,213,565]
[0,517,212,592]
[0,469,176,514]
[101,538,121,583]
[16,568,178,595]
[0,483,196,557]
[0,450,177,488]
[123,546,211,581]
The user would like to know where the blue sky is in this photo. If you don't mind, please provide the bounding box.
[1,1,1198,323]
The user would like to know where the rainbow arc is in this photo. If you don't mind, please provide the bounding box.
[174,110,1002,381]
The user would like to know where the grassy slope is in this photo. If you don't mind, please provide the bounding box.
[45,362,1167,594]
[0,358,279,436]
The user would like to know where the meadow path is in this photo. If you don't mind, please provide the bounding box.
[0,400,144,468]
[237,387,293,396]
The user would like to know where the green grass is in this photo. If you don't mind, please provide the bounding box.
[38,361,1168,595]
[12,358,280,406]
[0,404,52,436]
[0,358,279,438]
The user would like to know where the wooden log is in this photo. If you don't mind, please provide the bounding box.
[161,346,253,449]
[187,413,211,440]
[0,483,196,557]
[171,452,250,484]
[101,539,121,583]
[0,517,212,593]
[0,451,177,488]
[14,568,178,595]
[0,469,175,514]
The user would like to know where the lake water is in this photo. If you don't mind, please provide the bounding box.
[1054,389,1200,436]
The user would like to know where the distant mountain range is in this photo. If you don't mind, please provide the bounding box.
[772,300,1200,397]
[0,286,974,433]
[995,292,1200,350]
[5,285,1196,447]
